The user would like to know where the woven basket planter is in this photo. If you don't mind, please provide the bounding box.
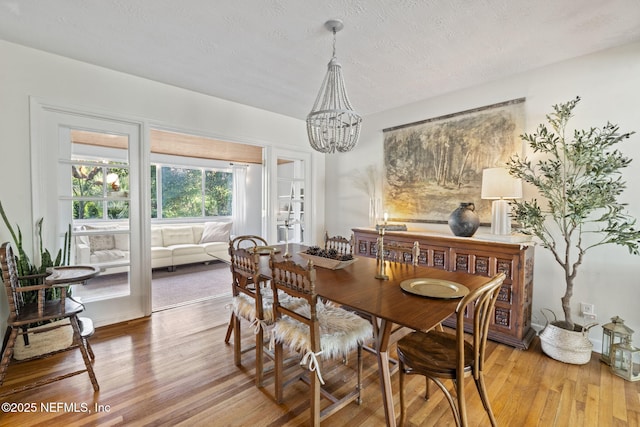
[539,309,597,365]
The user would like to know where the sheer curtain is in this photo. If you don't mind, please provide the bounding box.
[231,164,248,236]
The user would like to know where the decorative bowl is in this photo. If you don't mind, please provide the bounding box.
[298,252,357,270]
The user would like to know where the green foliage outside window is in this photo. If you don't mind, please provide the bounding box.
[72,165,103,219]
[72,164,129,220]
[161,167,203,218]
[205,170,232,216]
[73,162,232,220]
[160,167,232,218]
[150,165,157,218]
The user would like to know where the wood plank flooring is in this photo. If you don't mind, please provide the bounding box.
[1,296,639,426]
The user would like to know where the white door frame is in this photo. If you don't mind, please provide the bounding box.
[30,97,151,325]
[265,147,312,245]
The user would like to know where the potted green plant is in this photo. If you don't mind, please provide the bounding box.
[507,97,640,363]
[0,201,70,302]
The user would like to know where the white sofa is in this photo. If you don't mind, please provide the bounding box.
[74,221,232,274]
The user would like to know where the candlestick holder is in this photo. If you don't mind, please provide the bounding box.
[283,219,292,258]
[375,225,389,280]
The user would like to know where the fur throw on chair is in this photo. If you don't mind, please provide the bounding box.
[272,303,373,360]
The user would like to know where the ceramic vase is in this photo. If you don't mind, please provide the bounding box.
[448,202,480,237]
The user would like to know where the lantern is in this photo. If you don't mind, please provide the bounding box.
[601,316,634,365]
[610,337,640,382]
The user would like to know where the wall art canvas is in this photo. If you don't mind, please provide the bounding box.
[383,98,525,224]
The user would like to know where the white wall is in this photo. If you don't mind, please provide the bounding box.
[0,40,326,329]
[326,41,640,349]
[244,163,264,236]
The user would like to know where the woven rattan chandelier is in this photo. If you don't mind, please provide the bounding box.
[306,19,362,153]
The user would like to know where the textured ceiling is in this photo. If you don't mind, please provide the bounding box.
[1,0,640,120]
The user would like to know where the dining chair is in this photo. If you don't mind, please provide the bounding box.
[0,242,99,397]
[396,272,506,427]
[383,241,420,265]
[324,231,396,370]
[269,255,373,426]
[323,231,355,258]
[224,235,305,387]
[224,234,268,346]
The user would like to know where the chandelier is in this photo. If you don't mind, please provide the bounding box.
[306,19,362,153]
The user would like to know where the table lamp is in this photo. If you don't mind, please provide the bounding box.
[481,168,522,235]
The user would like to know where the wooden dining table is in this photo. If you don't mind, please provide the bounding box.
[263,243,495,427]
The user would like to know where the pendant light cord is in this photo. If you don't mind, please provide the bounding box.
[332,27,337,58]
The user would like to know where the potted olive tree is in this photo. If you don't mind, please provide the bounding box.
[507,97,640,363]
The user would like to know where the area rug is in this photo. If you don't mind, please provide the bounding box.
[152,262,232,309]
[84,261,232,311]
[12,319,73,361]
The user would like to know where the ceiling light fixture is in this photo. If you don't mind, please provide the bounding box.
[306,19,362,154]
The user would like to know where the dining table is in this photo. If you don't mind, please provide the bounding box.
[262,243,496,427]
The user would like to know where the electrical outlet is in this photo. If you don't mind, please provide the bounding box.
[584,313,597,321]
[580,302,595,316]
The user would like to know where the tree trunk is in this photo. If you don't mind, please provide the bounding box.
[560,274,574,330]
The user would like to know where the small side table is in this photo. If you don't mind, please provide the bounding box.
[45,265,100,285]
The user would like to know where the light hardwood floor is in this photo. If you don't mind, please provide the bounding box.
[1,296,639,426]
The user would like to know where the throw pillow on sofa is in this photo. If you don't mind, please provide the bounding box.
[89,234,116,252]
[200,221,233,243]
[84,224,118,253]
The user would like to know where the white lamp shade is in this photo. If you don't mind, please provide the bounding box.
[481,168,522,235]
[481,168,523,200]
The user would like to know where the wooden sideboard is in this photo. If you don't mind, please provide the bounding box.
[352,227,536,349]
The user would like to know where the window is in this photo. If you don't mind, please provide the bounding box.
[151,164,233,219]
[204,169,233,216]
[73,162,232,221]
[71,161,130,220]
